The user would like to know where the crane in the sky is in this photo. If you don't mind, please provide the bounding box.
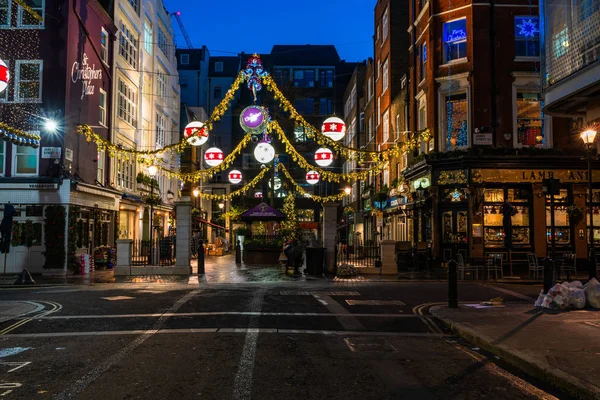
[171,11,193,49]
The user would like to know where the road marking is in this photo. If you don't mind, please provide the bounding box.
[483,284,536,302]
[0,301,62,336]
[55,289,200,400]
[0,361,31,372]
[232,288,265,400]
[100,296,135,301]
[279,291,360,296]
[35,311,419,319]
[345,300,406,306]
[312,294,366,331]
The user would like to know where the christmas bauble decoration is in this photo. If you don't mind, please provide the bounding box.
[228,170,242,184]
[240,105,269,134]
[254,142,275,164]
[204,147,224,167]
[321,116,346,142]
[0,58,9,94]
[184,121,209,146]
[306,171,320,185]
[254,191,263,198]
[268,177,282,190]
[314,147,333,167]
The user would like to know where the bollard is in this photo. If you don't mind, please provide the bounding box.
[235,240,241,264]
[543,257,554,294]
[197,239,205,274]
[448,259,458,308]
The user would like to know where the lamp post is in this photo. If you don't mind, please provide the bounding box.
[581,128,598,279]
[148,165,158,265]
[192,188,200,233]
[344,186,352,242]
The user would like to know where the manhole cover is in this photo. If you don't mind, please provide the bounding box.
[345,300,405,306]
[343,338,397,353]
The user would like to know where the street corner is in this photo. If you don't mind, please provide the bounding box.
[0,301,43,325]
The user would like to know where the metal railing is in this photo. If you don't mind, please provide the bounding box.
[336,240,381,268]
[131,237,175,266]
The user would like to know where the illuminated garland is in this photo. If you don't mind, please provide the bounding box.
[193,166,270,201]
[14,0,43,22]
[204,72,245,130]
[278,164,347,203]
[271,121,385,183]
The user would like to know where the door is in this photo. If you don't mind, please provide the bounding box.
[440,208,469,262]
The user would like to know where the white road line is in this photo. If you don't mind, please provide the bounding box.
[54,289,200,400]
[483,284,536,302]
[232,288,265,400]
[35,312,418,319]
[313,294,367,331]
[1,329,448,338]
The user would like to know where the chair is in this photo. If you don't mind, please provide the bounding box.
[560,254,577,280]
[527,253,543,280]
[483,256,502,280]
[456,254,479,280]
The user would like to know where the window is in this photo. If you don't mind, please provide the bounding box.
[546,189,571,246]
[443,18,467,63]
[157,27,168,56]
[13,141,38,175]
[213,85,222,99]
[319,98,332,115]
[215,61,223,72]
[274,69,290,85]
[99,88,107,126]
[17,0,44,28]
[345,97,352,118]
[100,28,109,64]
[294,69,315,88]
[117,78,137,127]
[144,21,152,55]
[368,117,374,142]
[552,27,569,58]
[382,58,389,92]
[382,8,389,42]
[15,60,42,103]
[376,24,380,43]
[127,0,139,14]
[116,153,134,190]
[0,141,4,175]
[119,22,138,68]
[484,188,531,247]
[0,0,11,27]
[582,0,600,20]
[516,92,543,146]
[382,109,389,143]
[319,69,333,87]
[180,53,189,65]
[383,168,389,187]
[377,97,381,126]
[514,17,540,58]
[376,61,381,81]
[444,93,468,150]
[395,114,400,140]
[420,43,427,80]
[156,69,167,100]
[359,112,364,133]
[156,112,166,148]
[367,77,373,99]
[97,150,105,184]
[294,125,308,143]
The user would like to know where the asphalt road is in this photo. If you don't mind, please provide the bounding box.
[0,280,566,399]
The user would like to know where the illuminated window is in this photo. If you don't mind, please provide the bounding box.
[119,22,138,68]
[514,17,540,57]
[516,92,543,146]
[443,19,467,62]
[444,93,468,150]
[101,28,109,64]
[17,0,44,28]
[15,60,42,103]
[13,141,39,175]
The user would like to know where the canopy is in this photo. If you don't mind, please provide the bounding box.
[240,202,285,222]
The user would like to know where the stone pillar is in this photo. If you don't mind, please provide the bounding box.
[114,239,132,276]
[175,198,192,274]
[380,240,397,274]
[322,203,338,272]
[532,184,547,258]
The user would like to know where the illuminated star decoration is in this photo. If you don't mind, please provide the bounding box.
[517,19,539,37]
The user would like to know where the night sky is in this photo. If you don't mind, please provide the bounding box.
[165,0,375,62]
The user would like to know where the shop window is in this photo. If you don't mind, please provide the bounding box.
[514,17,540,58]
[13,143,39,175]
[546,189,571,246]
[517,92,543,146]
[444,93,468,150]
[443,18,467,63]
[442,211,468,244]
[442,188,468,202]
[484,188,531,247]
[586,189,600,244]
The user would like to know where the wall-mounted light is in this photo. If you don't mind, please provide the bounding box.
[504,133,512,140]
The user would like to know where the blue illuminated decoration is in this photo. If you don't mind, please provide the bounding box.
[444,19,467,43]
[243,54,268,102]
[515,17,539,38]
[423,44,427,62]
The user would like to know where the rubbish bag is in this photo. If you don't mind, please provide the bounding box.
[534,289,545,307]
[568,281,584,289]
[570,288,586,309]
[584,278,600,309]
[542,283,570,310]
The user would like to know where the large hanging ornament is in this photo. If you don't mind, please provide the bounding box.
[254,191,263,198]
[314,147,333,167]
[268,177,282,190]
[306,171,320,185]
[228,170,242,184]
[204,147,224,167]
[322,116,346,142]
[254,142,275,164]
[184,121,209,146]
[242,54,268,102]
[0,58,8,94]
[240,105,269,135]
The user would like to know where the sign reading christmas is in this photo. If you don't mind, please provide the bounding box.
[240,105,268,134]
[204,147,224,167]
[0,58,9,93]
[71,53,103,100]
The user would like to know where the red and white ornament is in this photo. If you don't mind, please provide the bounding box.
[204,147,224,167]
[321,116,346,142]
[314,147,333,167]
[254,191,263,198]
[228,170,242,184]
[0,58,9,94]
[184,121,209,146]
[306,170,320,185]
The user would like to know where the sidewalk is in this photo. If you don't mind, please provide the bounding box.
[0,301,41,323]
[431,303,600,399]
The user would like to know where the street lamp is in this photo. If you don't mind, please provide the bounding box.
[581,127,598,279]
[344,186,352,195]
[192,188,199,208]
[148,165,158,264]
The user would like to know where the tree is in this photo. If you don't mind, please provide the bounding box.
[280,194,300,240]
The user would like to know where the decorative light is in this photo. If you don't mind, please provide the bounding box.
[228,169,242,184]
[581,129,598,145]
[218,202,225,210]
[344,187,352,195]
[184,121,209,146]
[240,105,269,134]
[314,147,333,167]
[204,147,224,167]
[44,119,58,132]
[0,58,9,93]
[306,171,320,185]
[268,177,282,190]
[192,188,199,197]
[148,165,158,177]
[254,142,275,164]
[254,191,263,198]
[321,116,346,142]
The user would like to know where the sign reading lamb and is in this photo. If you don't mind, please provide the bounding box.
[71,53,102,99]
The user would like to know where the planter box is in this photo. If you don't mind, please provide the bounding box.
[243,248,281,265]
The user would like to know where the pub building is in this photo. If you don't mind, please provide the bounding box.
[404,154,600,273]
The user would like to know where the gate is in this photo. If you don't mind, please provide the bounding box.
[131,237,175,266]
[336,239,381,269]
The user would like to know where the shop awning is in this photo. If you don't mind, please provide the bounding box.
[196,217,228,231]
[122,193,144,203]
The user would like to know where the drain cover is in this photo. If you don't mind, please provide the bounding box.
[343,338,397,353]
[345,300,405,306]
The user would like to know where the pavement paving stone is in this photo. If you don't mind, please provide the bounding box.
[431,303,600,399]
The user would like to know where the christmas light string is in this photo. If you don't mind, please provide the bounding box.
[278,163,347,203]
[13,0,43,22]
[188,166,271,201]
